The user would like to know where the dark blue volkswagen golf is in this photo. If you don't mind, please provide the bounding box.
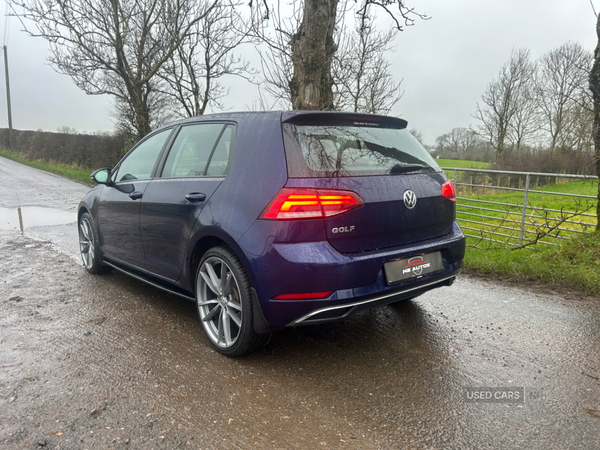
[78,111,465,356]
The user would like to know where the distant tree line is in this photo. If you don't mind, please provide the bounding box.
[433,42,596,176]
[0,128,129,170]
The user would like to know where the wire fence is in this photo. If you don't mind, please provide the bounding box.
[441,167,598,248]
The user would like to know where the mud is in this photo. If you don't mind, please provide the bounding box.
[1,156,600,449]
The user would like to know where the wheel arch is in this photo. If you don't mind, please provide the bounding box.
[186,229,271,334]
[187,228,258,295]
[77,202,91,222]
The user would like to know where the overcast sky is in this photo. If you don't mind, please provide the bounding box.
[0,0,597,145]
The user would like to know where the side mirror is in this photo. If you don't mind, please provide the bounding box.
[91,168,113,185]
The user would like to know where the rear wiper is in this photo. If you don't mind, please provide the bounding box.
[390,163,428,174]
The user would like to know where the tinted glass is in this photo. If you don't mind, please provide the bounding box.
[161,123,225,178]
[113,130,171,182]
[283,124,440,178]
[205,125,234,177]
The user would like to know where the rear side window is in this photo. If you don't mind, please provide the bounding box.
[283,123,440,178]
[161,123,234,178]
[206,125,234,176]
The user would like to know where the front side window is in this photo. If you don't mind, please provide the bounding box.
[113,129,171,182]
[283,123,440,178]
[161,123,232,178]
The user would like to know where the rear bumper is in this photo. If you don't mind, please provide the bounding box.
[239,221,466,327]
[287,270,459,326]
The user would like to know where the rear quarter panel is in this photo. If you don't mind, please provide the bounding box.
[181,113,289,290]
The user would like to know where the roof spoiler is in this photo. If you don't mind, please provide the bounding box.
[281,111,408,129]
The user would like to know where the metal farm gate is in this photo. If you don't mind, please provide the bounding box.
[442,167,598,248]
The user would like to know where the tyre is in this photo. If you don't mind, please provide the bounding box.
[196,246,269,357]
[78,212,108,274]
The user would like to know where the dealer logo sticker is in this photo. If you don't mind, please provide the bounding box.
[403,256,430,276]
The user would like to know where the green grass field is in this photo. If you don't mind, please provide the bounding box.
[438,159,491,180]
[437,159,492,169]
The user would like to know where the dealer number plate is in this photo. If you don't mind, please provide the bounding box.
[383,252,444,285]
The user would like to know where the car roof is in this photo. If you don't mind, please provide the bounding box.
[154,111,408,132]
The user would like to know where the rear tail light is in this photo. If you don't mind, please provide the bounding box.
[260,188,364,220]
[273,291,333,300]
[441,180,456,202]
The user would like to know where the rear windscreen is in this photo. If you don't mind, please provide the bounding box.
[283,123,440,178]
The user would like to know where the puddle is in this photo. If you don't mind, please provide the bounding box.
[0,206,77,230]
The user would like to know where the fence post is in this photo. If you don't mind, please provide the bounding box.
[519,174,531,246]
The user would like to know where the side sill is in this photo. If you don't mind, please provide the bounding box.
[103,260,195,302]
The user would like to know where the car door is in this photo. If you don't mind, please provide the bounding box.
[140,123,235,281]
[97,128,172,268]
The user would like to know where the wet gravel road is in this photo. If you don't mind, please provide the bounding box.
[1,156,600,449]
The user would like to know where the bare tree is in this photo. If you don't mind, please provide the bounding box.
[536,42,592,158]
[56,126,79,134]
[333,13,402,114]
[251,1,299,109]
[475,48,536,161]
[158,1,255,118]
[14,0,217,139]
[253,0,426,110]
[508,63,539,154]
[409,128,424,145]
[557,94,594,153]
[111,80,174,138]
[435,127,480,160]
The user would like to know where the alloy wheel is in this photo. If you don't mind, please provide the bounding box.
[197,256,243,349]
[79,217,95,270]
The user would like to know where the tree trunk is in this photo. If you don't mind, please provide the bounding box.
[591,13,600,232]
[129,83,152,140]
[496,126,505,161]
[134,108,151,140]
[290,0,339,110]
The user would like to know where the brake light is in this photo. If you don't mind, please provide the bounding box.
[260,188,364,220]
[442,180,456,202]
[273,291,333,300]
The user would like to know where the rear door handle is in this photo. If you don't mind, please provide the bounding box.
[185,193,206,202]
[129,191,143,200]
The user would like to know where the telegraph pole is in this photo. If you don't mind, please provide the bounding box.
[3,45,12,148]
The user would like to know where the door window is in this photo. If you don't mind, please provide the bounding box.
[112,129,171,182]
[161,124,225,178]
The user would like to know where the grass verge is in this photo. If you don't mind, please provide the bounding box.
[0,148,94,186]
[464,232,600,296]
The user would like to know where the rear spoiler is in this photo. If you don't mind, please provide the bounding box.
[281,111,408,129]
